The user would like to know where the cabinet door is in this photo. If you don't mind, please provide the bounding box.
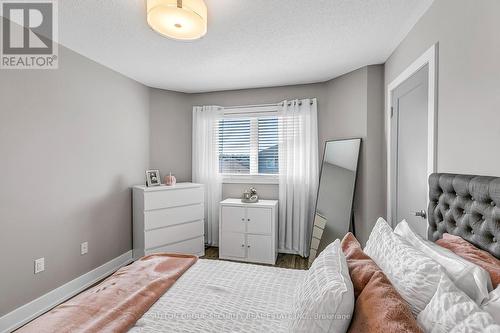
[246,207,272,234]
[246,234,273,264]
[220,232,246,258]
[221,206,246,233]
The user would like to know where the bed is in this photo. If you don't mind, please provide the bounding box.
[130,259,305,333]
[18,173,500,333]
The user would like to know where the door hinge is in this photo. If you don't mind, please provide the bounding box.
[390,106,394,118]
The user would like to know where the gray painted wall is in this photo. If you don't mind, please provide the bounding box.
[149,65,386,245]
[149,89,191,182]
[0,45,150,315]
[324,66,386,245]
[363,65,386,244]
[221,183,279,201]
[385,0,500,177]
[324,68,368,244]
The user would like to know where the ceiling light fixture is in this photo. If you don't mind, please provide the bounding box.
[147,0,207,41]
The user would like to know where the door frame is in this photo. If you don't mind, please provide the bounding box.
[386,43,438,229]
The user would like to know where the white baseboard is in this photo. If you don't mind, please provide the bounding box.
[0,251,133,333]
[278,248,301,256]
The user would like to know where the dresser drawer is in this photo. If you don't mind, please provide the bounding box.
[145,236,204,256]
[144,204,204,230]
[145,220,204,249]
[144,187,203,211]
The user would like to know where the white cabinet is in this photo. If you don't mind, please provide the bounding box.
[133,183,205,259]
[219,199,278,265]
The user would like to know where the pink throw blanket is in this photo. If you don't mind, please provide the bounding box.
[17,254,198,333]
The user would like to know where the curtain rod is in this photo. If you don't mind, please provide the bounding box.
[222,99,315,110]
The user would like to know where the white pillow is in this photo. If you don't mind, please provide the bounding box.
[417,273,500,333]
[395,220,492,304]
[364,217,443,316]
[481,286,500,324]
[291,239,354,333]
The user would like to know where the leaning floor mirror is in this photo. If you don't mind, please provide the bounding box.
[309,138,361,266]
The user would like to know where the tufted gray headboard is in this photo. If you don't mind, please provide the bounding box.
[428,173,500,259]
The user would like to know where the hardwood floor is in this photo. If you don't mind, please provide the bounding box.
[201,247,309,270]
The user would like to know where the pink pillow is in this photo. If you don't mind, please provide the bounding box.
[349,272,423,333]
[341,233,423,333]
[341,232,380,298]
[436,233,500,288]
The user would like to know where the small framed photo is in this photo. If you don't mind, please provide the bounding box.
[145,170,161,187]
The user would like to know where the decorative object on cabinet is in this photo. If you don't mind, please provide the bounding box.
[241,187,259,203]
[133,183,205,259]
[219,198,278,265]
[164,172,177,186]
[308,213,327,267]
[145,169,161,187]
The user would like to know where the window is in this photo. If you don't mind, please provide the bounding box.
[218,116,279,176]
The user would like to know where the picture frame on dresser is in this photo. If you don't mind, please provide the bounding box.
[145,169,161,187]
[132,183,205,259]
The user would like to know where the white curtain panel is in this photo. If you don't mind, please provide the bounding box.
[278,98,319,257]
[192,106,223,246]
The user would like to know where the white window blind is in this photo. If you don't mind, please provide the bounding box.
[217,116,279,175]
[258,118,279,174]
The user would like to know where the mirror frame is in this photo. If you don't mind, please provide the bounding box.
[311,137,362,248]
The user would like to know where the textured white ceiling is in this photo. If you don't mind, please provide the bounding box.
[59,0,433,93]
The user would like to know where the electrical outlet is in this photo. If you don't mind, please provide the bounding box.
[34,258,45,274]
[81,241,88,255]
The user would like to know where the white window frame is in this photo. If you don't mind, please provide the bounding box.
[219,105,280,184]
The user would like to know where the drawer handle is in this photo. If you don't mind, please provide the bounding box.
[247,245,251,248]
[247,219,250,221]
[241,244,245,247]
[241,218,245,221]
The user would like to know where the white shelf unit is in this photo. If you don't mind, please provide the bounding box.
[219,198,278,265]
[133,183,205,259]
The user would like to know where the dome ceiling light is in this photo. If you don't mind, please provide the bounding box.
[147,0,207,40]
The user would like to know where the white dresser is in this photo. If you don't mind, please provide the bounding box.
[219,199,278,265]
[132,183,205,259]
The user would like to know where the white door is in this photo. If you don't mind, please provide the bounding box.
[220,232,246,258]
[221,206,246,233]
[246,234,272,263]
[391,65,429,237]
[246,207,271,234]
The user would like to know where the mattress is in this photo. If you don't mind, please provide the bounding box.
[129,259,306,333]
